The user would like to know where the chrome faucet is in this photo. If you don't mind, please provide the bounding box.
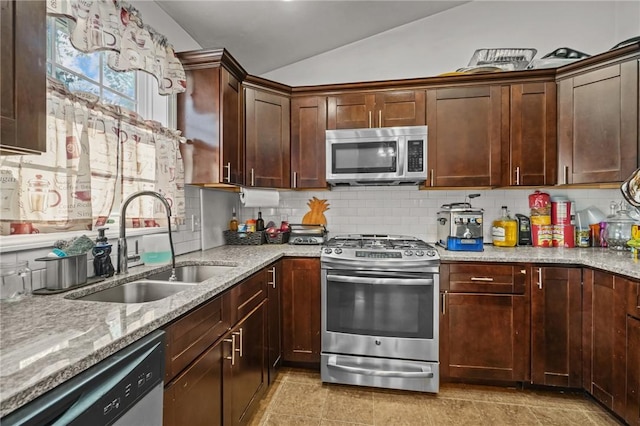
[117,190,177,281]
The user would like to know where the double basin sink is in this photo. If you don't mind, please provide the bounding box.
[71,265,235,304]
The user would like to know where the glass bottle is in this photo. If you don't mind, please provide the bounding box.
[256,211,265,231]
[492,206,518,247]
[229,208,238,231]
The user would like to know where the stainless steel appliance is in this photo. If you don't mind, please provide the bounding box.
[1,330,165,425]
[321,234,440,393]
[288,224,327,245]
[437,203,484,251]
[325,126,427,185]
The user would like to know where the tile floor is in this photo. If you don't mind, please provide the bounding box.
[248,368,623,425]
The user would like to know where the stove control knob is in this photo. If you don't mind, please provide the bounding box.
[324,248,332,254]
[334,248,342,254]
[427,250,436,257]
[415,250,424,256]
[404,250,413,256]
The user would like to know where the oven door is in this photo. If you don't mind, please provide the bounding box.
[321,269,439,362]
[326,138,401,182]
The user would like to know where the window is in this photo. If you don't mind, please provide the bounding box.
[46,17,137,110]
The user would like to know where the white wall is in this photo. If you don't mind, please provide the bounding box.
[262,1,640,85]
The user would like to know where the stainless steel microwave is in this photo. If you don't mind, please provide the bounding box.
[325,126,427,185]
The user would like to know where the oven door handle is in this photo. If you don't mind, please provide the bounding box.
[327,356,434,378]
[327,274,433,286]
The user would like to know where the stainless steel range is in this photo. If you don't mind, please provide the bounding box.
[320,234,440,393]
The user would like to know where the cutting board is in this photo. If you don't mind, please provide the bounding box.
[301,197,329,225]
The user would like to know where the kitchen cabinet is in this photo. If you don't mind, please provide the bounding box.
[425,85,505,187]
[505,82,557,186]
[439,263,528,382]
[582,269,627,415]
[224,300,268,426]
[290,96,327,189]
[557,54,639,184]
[266,261,282,383]
[244,86,290,188]
[627,314,640,426]
[177,49,245,185]
[530,266,582,388]
[327,90,425,129]
[282,258,321,364]
[1,0,46,155]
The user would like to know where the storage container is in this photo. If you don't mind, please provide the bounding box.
[142,234,172,265]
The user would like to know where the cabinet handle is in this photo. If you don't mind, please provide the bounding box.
[292,172,297,189]
[237,328,243,357]
[470,277,494,282]
[368,111,372,128]
[563,165,569,185]
[224,336,236,365]
[441,291,446,315]
[515,166,520,186]
[224,162,231,183]
[268,267,276,288]
[537,268,543,290]
[251,168,255,187]
[378,110,382,128]
[430,169,435,187]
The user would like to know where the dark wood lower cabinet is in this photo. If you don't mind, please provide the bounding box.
[164,340,223,426]
[530,267,582,387]
[626,314,640,426]
[224,301,268,426]
[282,258,321,364]
[266,262,282,383]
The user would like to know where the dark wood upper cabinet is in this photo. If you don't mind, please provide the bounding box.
[290,96,327,189]
[327,90,425,129]
[177,49,245,185]
[1,0,46,155]
[244,86,290,188]
[506,81,557,186]
[530,266,582,388]
[426,86,505,187]
[557,55,639,184]
[281,258,321,364]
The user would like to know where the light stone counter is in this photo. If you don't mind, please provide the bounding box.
[1,243,638,417]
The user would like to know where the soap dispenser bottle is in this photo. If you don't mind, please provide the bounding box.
[93,228,115,278]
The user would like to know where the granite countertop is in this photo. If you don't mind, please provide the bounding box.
[1,243,638,417]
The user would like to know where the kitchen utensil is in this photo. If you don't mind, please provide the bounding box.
[35,253,88,290]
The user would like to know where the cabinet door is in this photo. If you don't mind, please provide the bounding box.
[164,339,223,426]
[440,293,528,381]
[221,69,243,185]
[266,262,282,383]
[557,59,639,184]
[0,0,46,155]
[224,301,268,426]
[290,96,327,189]
[627,314,640,426]
[281,258,321,363]
[327,93,376,129]
[375,90,425,128]
[582,269,627,414]
[426,85,505,187]
[530,267,582,387]
[507,82,557,186]
[244,87,290,188]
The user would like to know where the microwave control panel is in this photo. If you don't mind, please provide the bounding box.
[407,140,424,172]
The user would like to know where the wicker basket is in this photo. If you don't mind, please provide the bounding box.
[265,231,290,244]
[223,230,264,245]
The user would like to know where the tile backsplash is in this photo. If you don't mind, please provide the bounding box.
[242,186,627,243]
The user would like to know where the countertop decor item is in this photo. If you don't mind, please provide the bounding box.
[301,197,329,225]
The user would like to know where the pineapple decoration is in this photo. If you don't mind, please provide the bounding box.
[301,197,330,225]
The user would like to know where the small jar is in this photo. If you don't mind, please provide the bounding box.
[0,261,32,301]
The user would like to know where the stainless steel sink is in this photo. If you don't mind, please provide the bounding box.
[145,265,236,282]
[74,280,198,303]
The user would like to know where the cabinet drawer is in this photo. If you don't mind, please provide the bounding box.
[444,263,526,294]
[230,270,267,324]
[164,294,231,383]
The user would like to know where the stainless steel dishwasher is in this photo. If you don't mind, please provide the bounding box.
[1,330,165,426]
